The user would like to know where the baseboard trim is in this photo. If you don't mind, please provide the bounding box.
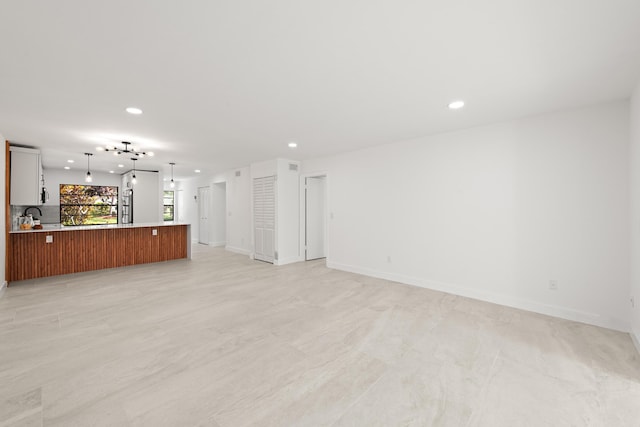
[209,241,226,248]
[327,261,628,332]
[631,330,640,356]
[0,280,6,299]
[275,256,303,266]
[225,245,250,256]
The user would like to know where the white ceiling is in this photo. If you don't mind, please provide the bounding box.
[1,1,640,179]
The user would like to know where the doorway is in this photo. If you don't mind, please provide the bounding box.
[211,182,227,247]
[198,186,210,245]
[305,175,327,260]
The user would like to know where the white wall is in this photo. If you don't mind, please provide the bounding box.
[630,82,640,349]
[130,170,161,223]
[42,169,122,206]
[276,159,301,265]
[303,101,630,331]
[180,168,251,254]
[179,159,297,260]
[251,159,277,180]
[180,178,198,237]
[224,168,251,254]
[36,168,162,224]
[175,183,187,223]
[211,182,227,247]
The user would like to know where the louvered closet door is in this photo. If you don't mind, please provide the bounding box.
[253,176,276,263]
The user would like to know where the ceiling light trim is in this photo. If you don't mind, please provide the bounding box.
[448,100,465,110]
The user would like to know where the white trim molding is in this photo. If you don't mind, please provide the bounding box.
[275,256,304,266]
[327,261,629,333]
[0,281,7,299]
[225,245,251,256]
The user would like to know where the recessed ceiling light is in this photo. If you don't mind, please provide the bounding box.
[95,147,104,152]
[67,159,74,163]
[448,100,465,110]
[195,169,201,173]
[109,170,114,174]
[64,166,70,170]
[126,107,143,115]
[288,142,298,148]
[147,152,154,157]
[118,164,124,168]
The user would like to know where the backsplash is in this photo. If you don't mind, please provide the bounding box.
[11,205,60,228]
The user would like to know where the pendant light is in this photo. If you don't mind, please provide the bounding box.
[84,153,93,183]
[131,157,138,184]
[169,162,176,188]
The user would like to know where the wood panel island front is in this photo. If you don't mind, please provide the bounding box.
[8,223,191,282]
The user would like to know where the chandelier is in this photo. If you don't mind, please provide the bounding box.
[102,141,154,157]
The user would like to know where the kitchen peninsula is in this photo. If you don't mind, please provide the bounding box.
[8,222,191,282]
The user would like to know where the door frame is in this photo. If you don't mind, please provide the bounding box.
[197,186,210,245]
[252,175,277,263]
[299,172,329,263]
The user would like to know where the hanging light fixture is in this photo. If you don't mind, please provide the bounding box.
[103,141,154,157]
[84,153,93,183]
[169,162,176,188]
[131,158,138,184]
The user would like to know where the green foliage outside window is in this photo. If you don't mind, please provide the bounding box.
[164,191,175,221]
[60,185,119,226]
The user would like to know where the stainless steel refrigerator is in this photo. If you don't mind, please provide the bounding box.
[122,188,133,223]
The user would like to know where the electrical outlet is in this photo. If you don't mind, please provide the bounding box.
[152,229,158,236]
[45,235,53,244]
[549,280,558,290]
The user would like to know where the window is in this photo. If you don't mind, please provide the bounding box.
[60,184,119,226]
[163,191,175,221]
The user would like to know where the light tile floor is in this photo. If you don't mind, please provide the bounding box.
[1,245,639,426]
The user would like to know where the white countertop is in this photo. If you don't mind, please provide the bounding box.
[10,222,190,234]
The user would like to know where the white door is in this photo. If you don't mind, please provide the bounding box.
[198,186,210,245]
[305,176,326,260]
[253,176,276,263]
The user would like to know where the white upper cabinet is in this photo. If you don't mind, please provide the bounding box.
[10,146,42,206]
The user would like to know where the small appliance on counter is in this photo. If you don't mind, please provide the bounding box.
[15,206,45,230]
[19,214,34,230]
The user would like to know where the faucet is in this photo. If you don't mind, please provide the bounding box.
[24,206,43,218]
